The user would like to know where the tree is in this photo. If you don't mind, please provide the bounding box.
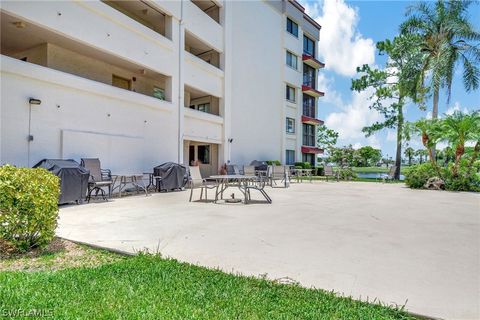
[355,146,382,167]
[351,34,425,179]
[317,125,339,150]
[415,149,427,163]
[401,1,480,120]
[327,145,355,167]
[404,147,415,165]
[440,111,480,177]
[405,118,443,175]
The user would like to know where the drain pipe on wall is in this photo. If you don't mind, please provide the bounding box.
[177,1,184,164]
[27,98,41,167]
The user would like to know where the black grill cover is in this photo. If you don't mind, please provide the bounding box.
[33,159,90,204]
[153,162,187,191]
[250,160,268,171]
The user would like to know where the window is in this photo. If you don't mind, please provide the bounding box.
[286,117,295,134]
[286,18,298,37]
[286,85,296,102]
[303,64,316,88]
[286,51,297,70]
[197,145,210,164]
[303,35,315,57]
[303,124,315,147]
[153,87,165,100]
[302,153,315,166]
[198,103,210,113]
[303,94,316,118]
[112,75,131,90]
[286,150,295,165]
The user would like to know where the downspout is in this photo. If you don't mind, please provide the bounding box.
[177,0,184,164]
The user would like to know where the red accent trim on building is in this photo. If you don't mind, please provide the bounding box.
[301,146,324,154]
[288,0,322,30]
[302,54,325,69]
[302,85,325,97]
[301,115,324,125]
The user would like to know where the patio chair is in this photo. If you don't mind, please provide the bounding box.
[269,165,289,188]
[243,165,256,176]
[381,166,397,183]
[245,175,272,204]
[80,158,113,202]
[324,165,339,182]
[188,166,217,202]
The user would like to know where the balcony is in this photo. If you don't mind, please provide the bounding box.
[301,146,324,154]
[301,115,323,126]
[184,108,223,144]
[302,54,325,69]
[183,1,223,52]
[302,85,324,98]
[185,85,221,116]
[191,0,221,24]
[185,31,221,69]
[102,0,171,39]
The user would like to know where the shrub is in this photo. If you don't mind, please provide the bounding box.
[294,162,312,169]
[337,167,357,180]
[0,165,60,252]
[315,166,324,176]
[266,160,281,166]
[404,163,437,189]
[443,160,480,192]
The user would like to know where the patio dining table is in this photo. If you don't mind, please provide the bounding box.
[112,174,149,197]
[209,175,269,204]
[292,168,313,183]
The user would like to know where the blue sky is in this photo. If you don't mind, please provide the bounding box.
[299,0,480,158]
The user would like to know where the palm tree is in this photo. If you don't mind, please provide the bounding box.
[401,1,480,119]
[440,111,480,176]
[404,147,415,166]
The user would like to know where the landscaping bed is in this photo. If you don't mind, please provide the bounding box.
[0,243,416,319]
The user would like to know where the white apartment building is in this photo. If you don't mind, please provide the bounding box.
[0,0,324,176]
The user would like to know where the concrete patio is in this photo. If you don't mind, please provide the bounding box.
[58,182,479,320]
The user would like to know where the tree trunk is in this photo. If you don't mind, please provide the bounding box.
[394,101,403,180]
[431,87,439,159]
[453,143,465,177]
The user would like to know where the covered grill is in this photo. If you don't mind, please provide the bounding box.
[33,159,90,204]
[153,162,187,191]
[250,160,268,171]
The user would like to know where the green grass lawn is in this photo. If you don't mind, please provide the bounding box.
[0,251,416,319]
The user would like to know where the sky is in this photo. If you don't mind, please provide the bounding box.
[299,0,480,158]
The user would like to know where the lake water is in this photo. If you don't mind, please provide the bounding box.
[356,172,405,181]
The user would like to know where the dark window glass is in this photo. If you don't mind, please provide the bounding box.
[303,124,315,147]
[303,35,315,56]
[302,153,315,166]
[286,51,297,69]
[287,18,298,37]
[286,85,296,102]
[286,150,295,165]
[303,94,316,118]
[197,145,210,164]
[303,64,316,88]
[286,117,295,133]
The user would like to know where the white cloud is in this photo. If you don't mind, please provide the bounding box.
[317,73,343,108]
[324,88,383,147]
[302,0,376,76]
[445,102,469,115]
[386,130,397,142]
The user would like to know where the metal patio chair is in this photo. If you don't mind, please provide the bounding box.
[188,166,217,202]
[381,166,397,183]
[80,158,113,202]
[269,165,289,188]
[324,165,339,182]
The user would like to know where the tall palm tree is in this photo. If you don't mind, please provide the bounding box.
[401,1,480,119]
[440,111,480,176]
[404,147,415,165]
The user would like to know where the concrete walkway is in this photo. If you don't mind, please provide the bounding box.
[58,182,479,320]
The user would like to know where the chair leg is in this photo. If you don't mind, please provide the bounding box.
[189,187,193,202]
[205,188,208,201]
[200,188,204,200]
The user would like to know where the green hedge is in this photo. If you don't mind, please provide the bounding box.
[404,163,437,189]
[0,165,60,252]
[294,162,312,169]
[266,160,281,166]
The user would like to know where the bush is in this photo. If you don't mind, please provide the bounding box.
[404,163,437,189]
[266,160,281,166]
[314,166,324,176]
[0,165,60,252]
[337,167,357,180]
[294,162,312,169]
